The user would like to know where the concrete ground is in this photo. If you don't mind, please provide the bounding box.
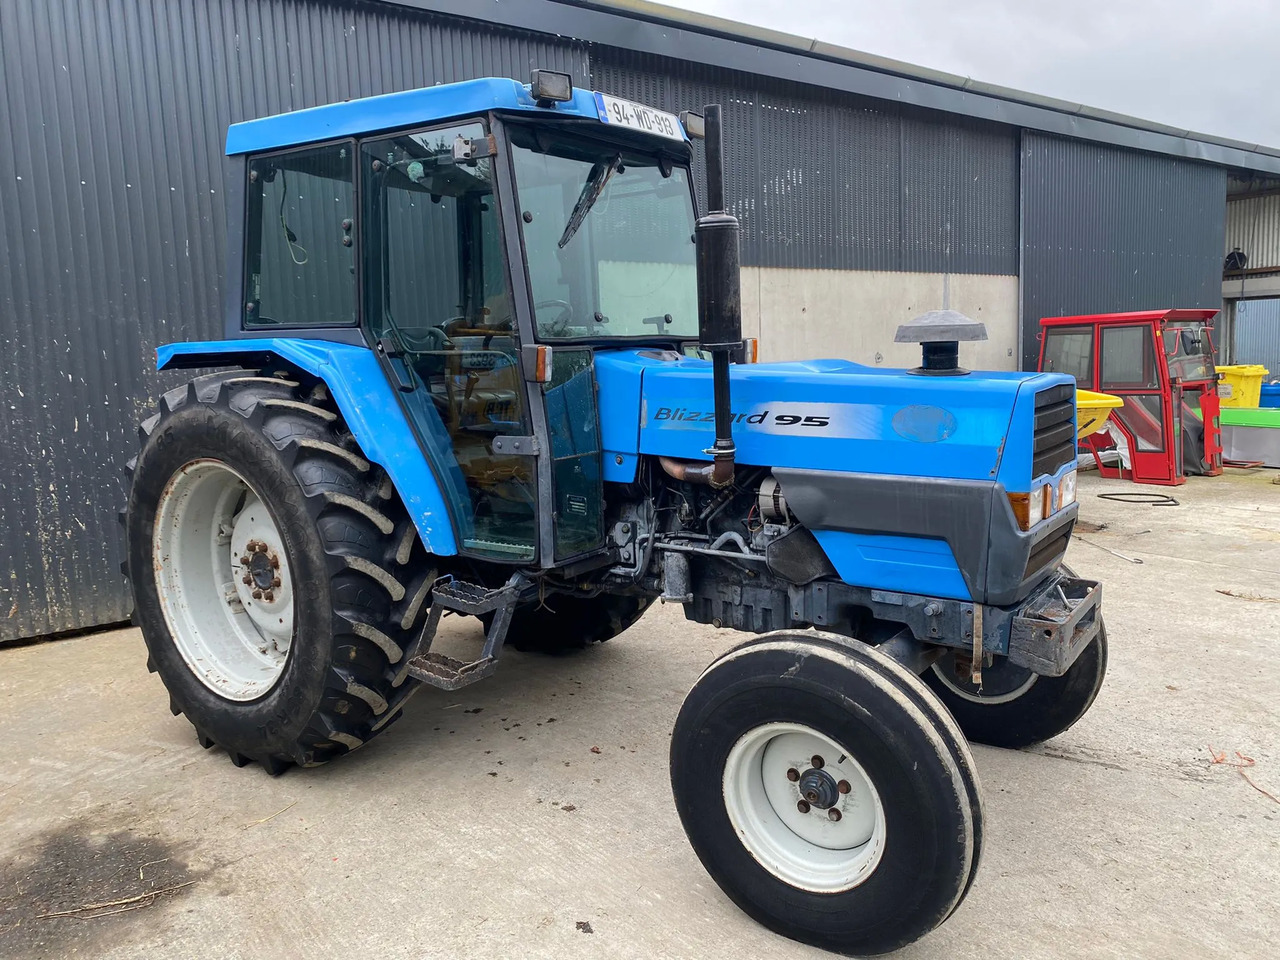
[2,470,1278,959]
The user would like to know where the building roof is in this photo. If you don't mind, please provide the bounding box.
[384,0,1280,176]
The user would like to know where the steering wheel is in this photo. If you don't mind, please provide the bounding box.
[399,325,451,352]
[534,299,575,337]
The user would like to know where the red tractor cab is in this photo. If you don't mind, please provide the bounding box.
[1038,309,1222,486]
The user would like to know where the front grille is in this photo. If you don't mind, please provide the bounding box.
[1025,524,1071,581]
[1032,384,1076,479]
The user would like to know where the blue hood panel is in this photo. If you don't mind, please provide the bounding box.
[596,350,1072,490]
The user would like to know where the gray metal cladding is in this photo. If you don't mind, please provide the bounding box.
[590,47,1019,275]
[0,0,584,641]
[0,0,1234,641]
[1019,132,1227,369]
[1233,298,1280,373]
[1225,194,1280,271]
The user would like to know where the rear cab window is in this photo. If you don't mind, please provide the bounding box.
[244,141,357,328]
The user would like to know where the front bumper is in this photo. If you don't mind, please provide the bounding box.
[1005,573,1102,677]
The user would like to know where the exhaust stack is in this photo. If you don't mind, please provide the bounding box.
[693,103,741,488]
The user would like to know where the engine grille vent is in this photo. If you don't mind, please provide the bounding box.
[1032,384,1076,479]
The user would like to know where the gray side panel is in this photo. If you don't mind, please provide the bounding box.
[772,467,1075,605]
[590,47,1019,275]
[771,468,995,601]
[0,0,585,642]
[1019,132,1228,369]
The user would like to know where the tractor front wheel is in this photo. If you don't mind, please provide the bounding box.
[125,370,436,773]
[923,620,1107,750]
[670,631,982,956]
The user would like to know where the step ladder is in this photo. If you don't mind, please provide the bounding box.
[403,574,526,691]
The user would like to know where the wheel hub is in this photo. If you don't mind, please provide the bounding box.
[797,767,840,810]
[241,540,282,598]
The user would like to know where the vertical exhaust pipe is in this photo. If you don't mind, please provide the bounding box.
[695,104,742,489]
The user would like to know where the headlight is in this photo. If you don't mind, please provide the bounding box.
[1008,483,1049,530]
[1058,469,1077,510]
[1028,484,1046,527]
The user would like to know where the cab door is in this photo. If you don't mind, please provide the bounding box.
[1098,322,1179,484]
[361,120,540,562]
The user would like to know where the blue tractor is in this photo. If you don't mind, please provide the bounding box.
[124,71,1105,955]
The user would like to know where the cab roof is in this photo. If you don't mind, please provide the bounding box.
[225,77,664,156]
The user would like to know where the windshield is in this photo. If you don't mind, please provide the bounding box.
[1163,320,1215,382]
[509,126,698,340]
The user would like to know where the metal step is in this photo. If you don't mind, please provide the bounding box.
[399,573,528,691]
[404,652,498,691]
[430,577,516,616]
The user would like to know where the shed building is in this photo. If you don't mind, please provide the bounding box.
[2,0,1277,640]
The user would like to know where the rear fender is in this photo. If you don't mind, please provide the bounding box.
[157,338,458,556]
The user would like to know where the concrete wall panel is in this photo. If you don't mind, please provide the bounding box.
[747,268,1019,371]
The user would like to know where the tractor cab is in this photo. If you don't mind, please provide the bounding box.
[229,74,702,567]
[1038,309,1223,485]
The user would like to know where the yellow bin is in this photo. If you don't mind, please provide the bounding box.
[1076,390,1123,440]
[1217,364,1269,408]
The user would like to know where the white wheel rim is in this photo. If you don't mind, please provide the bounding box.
[931,658,1037,705]
[722,722,887,893]
[152,459,295,701]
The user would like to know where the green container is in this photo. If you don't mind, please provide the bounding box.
[1221,407,1280,429]
[1221,406,1280,466]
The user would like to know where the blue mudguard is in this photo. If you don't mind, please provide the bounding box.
[157,338,459,556]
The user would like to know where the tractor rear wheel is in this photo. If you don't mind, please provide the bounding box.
[124,370,436,773]
[502,594,653,654]
[671,631,982,956]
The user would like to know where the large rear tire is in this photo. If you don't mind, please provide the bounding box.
[923,620,1108,750]
[124,370,436,773]
[502,593,653,654]
[671,631,982,956]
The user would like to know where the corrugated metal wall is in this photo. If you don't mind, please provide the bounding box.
[590,48,1020,275]
[1225,194,1280,271]
[1019,132,1227,368]
[0,0,585,641]
[0,0,1235,641]
[1234,298,1280,372]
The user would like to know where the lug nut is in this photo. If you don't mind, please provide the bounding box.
[239,555,250,565]
[796,800,810,814]
[838,780,851,795]
[252,589,263,600]
[811,755,825,769]
[241,574,252,585]
[271,577,282,588]
[786,768,800,782]
[270,556,280,569]
[828,808,842,822]
[255,543,268,554]
[263,590,274,602]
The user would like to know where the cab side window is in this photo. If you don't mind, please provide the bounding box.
[243,142,356,328]
[1042,327,1093,385]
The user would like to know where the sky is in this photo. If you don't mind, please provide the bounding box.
[666,0,1279,148]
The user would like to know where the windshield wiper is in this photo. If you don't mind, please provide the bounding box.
[558,154,621,249]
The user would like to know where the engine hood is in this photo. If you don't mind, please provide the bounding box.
[595,348,1073,488]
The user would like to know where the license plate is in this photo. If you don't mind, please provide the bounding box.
[593,93,686,142]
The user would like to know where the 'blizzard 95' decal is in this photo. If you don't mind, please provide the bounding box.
[649,402,879,438]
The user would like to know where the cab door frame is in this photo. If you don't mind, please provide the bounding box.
[489,115,608,568]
